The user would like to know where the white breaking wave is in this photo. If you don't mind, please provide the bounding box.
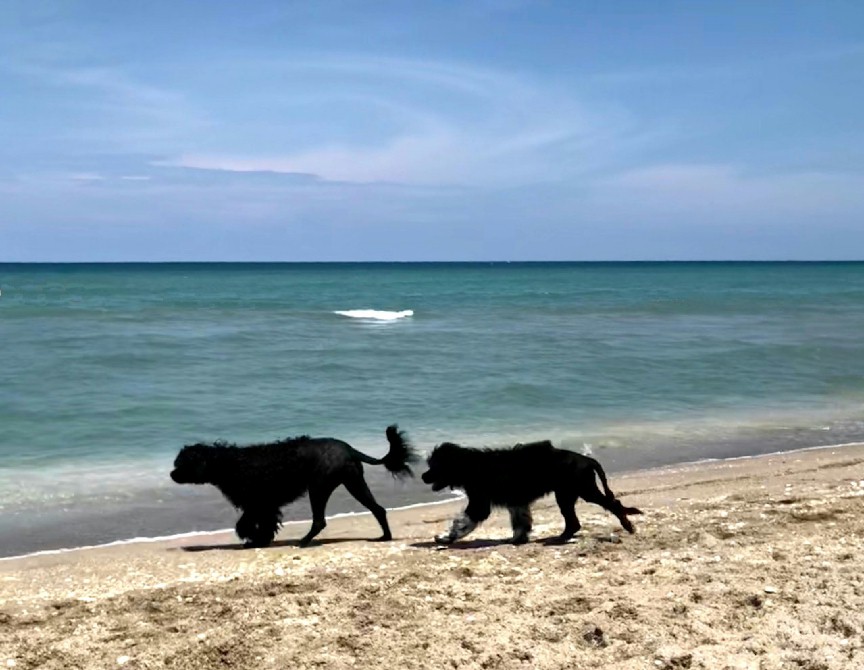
[333,309,414,321]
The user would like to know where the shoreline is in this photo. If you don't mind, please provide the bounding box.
[1,439,861,565]
[0,494,465,564]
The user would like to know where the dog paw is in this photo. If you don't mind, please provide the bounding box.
[434,534,455,545]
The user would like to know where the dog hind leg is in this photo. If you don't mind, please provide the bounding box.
[343,472,392,541]
[508,505,533,544]
[578,476,636,534]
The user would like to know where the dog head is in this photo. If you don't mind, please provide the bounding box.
[170,443,221,485]
[421,442,469,492]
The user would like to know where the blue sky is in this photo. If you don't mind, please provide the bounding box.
[1,1,863,261]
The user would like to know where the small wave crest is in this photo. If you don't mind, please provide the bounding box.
[333,309,414,321]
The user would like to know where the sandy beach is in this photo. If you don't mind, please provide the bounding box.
[1,444,863,670]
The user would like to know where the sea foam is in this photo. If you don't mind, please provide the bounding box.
[333,309,414,321]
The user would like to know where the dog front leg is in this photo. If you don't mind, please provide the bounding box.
[236,509,280,548]
[236,511,256,546]
[435,499,489,545]
[435,512,478,544]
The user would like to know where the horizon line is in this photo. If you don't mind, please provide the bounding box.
[1,259,863,266]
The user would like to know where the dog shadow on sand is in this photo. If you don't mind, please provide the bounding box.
[177,537,371,552]
[409,534,622,550]
[177,533,623,552]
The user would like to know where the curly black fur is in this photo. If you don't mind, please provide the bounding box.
[421,440,642,545]
[171,425,416,548]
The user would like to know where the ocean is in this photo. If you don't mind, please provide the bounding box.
[2,261,863,558]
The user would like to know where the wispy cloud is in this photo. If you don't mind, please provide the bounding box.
[167,55,631,187]
[6,61,213,151]
[67,172,106,182]
[593,163,864,222]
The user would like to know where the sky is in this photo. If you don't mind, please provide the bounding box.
[1,1,863,261]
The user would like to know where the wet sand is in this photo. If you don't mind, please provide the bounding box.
[1,444,863,669]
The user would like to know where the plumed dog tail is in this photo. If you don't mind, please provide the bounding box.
[350,425,418,479]
[381,424,418,479]
[589,457,615,500]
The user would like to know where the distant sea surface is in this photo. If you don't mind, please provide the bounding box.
[2,262,863,557]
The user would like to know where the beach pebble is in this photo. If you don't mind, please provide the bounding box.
[116,656,130,666]
[764,586,777,593]
[6,660,16,668]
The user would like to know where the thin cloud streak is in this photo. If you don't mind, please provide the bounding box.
[592,163,864,223]
[8,61,214,150]
[168,55,627,187]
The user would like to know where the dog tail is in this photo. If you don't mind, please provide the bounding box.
[590,457,643,517]
[350,424,418,479]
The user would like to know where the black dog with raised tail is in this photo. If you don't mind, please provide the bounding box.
[171,425,416,548]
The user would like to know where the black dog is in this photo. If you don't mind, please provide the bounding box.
[171,425,416,548]
[421,440,642,545]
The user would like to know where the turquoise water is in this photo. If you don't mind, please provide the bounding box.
[2,262,864,556]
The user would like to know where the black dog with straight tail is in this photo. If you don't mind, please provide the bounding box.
[421,440,642,545]
[171,425,416,548]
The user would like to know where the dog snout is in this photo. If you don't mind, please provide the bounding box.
[421,470,433,484]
